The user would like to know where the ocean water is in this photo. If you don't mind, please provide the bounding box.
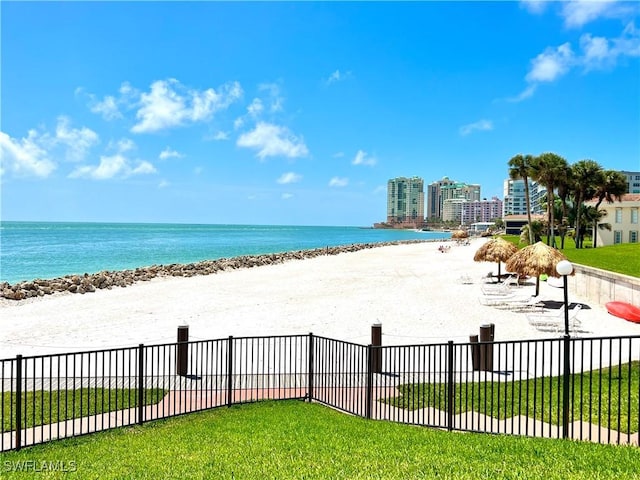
[0,222,451,284]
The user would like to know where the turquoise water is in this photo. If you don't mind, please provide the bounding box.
[0,222,450,284]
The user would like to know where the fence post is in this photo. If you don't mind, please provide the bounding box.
[227,336,233,407]
[307,333,314,402]
[562,335,571,439]
[177,325,189,376]
[447,341,454,432]
[371,324,382,373]
[15,355,22,451]
[365,345,373,420]
[138,344,144,425]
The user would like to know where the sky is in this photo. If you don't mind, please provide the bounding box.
[1,1,639,227]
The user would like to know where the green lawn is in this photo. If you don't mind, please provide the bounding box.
[386,362,639,434]
[1,401,638,479]
[499,236,640,278]
[2,388,166,431]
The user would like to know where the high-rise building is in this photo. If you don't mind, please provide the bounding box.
[386,177,424,225]
[502,179,545,217]
[426,177,457,220]
[621,171,640,194]
[462,197,503,224]
[440,183,481,223]
[427,178,480,221]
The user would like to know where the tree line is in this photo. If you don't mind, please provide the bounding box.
[507,153,628,249]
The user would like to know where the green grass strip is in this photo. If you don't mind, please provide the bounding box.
[385,362,640,434]
[499,236,640,278]
[2,388,166,431]
[2,401,639,479]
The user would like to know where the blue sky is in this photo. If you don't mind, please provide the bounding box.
[1,1,639,227]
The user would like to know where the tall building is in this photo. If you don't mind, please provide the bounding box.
[502,179,545,217]
[426,177,457,220]
[427,177,480,221]
[621,171,640,194]
[386,177,424,225]
[462,197,503,224]
[441,183,481,223]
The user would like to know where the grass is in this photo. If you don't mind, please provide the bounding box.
[386,362,640,434]
[499,236,640,278]
[1,401,639,479]
[2,388,166,431]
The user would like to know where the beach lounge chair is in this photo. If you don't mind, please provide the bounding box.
[478,292,530,307]
[480,274,519,295]
[526,305,583,333]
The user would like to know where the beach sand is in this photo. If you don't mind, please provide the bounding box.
[1,239,638,358]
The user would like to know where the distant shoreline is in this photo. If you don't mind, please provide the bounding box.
[1,222,451,285]
[1,238,454,300]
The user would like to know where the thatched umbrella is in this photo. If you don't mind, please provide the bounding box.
[473,237,518,279]
[451,229,468,239]
[505,241,570,296]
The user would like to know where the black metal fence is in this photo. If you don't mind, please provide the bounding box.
[2,333,639,451]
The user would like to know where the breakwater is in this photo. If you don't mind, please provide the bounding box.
[1,240,431,301]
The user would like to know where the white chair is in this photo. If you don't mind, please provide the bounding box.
[478,293,529,306]
[527,305,583,333]
[481,274,519,295]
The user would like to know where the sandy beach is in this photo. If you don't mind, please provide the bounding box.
[1,239,638,359]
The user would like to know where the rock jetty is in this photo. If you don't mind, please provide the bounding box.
[1,240,433,301]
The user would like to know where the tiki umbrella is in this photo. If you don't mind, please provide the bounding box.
[451,229,468,239]
[473,237,518,279]
[504,241,570,296]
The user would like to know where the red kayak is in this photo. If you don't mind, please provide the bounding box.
[606,301,640,324]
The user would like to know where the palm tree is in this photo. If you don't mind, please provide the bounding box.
[508,154,535,245]
[530,152,569,248]
[582,205,611,245]
[555,162,573,249]
[520,220,544,245]
[592,170,627,247]
[571,160,602,248]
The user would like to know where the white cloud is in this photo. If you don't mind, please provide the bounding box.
[561,0,619,29]
[247,98,264,118]
[332,152,345,158]
[90,95,122,120]
[519,0,548,15]
[507,85,538,103]
[258,83,284,112]
[54,116,99,162]
[210,130,229,141]
[113,138,136,153]
[237,122,309,160]
[131,79,243,133]
[459,119,494,136]
[580,23,640,70]
[326,69,352,85]
[277,172,302,184]
[526,43,575,83]
[69,154,156,180]
[373,185,386,195]
[352,150,377,166]
[159,147,183,160]
[281,193,294,200]
[158,180,170,188]
[329,177,349,187]
[0,130,56,178]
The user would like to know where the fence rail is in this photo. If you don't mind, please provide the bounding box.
[2,333,639,451]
